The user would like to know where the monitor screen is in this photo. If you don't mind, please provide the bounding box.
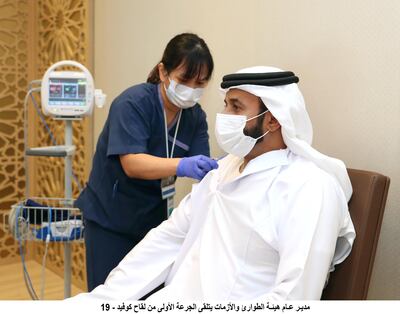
[48,78,86,106]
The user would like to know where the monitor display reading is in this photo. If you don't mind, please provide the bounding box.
[48,78,86,106]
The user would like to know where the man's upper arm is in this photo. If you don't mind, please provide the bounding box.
[261,174,345,300]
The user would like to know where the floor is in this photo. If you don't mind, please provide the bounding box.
[0,260,84,300]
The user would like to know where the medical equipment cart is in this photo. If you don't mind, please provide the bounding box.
[7,61,105,299]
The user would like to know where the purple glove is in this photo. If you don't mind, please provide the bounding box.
[177,155,219,181]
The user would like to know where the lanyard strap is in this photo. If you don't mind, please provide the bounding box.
[163,109,182,158]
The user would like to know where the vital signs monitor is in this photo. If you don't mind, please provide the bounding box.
[41,60,105,117]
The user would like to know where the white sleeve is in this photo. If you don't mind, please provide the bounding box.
[260,174,348,300]
[70,193,193,301]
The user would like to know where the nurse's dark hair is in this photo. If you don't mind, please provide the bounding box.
[147,33,214,84]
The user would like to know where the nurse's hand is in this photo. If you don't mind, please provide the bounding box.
[177,155,219,181]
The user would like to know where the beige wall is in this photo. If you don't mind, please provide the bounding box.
[94,0,400,299]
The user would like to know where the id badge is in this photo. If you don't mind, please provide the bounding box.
[161,176,176,200]
[167,197,174,217]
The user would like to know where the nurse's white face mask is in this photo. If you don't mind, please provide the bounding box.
[164,78,204,109]
[215,110,270,158]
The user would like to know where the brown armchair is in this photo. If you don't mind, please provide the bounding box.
[322,168,390,299]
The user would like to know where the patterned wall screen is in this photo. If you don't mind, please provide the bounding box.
[0,0,91,291]
[0,0,29,263]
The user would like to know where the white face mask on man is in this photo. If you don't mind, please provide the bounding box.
[164,78,204,109]
[215,110,270,158]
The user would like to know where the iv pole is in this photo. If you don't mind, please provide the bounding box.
[64,119,73,298]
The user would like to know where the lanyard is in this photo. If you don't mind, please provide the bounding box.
[163,108,182,158]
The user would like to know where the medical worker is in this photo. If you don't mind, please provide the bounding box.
[75,33,218,291]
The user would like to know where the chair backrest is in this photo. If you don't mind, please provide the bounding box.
[322,168,390,300]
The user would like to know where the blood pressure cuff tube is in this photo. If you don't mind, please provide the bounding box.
[220,71,299,88]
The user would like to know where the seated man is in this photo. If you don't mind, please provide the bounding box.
[72,66,355,301]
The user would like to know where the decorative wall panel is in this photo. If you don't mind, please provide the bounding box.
[32,0,90,290]
[0,0,28,263]
[0,0,91,291]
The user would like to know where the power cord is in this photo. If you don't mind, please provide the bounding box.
[16,205,39,300]
[40,232,51,300]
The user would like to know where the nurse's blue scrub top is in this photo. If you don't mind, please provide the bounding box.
[75,83,210,238]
